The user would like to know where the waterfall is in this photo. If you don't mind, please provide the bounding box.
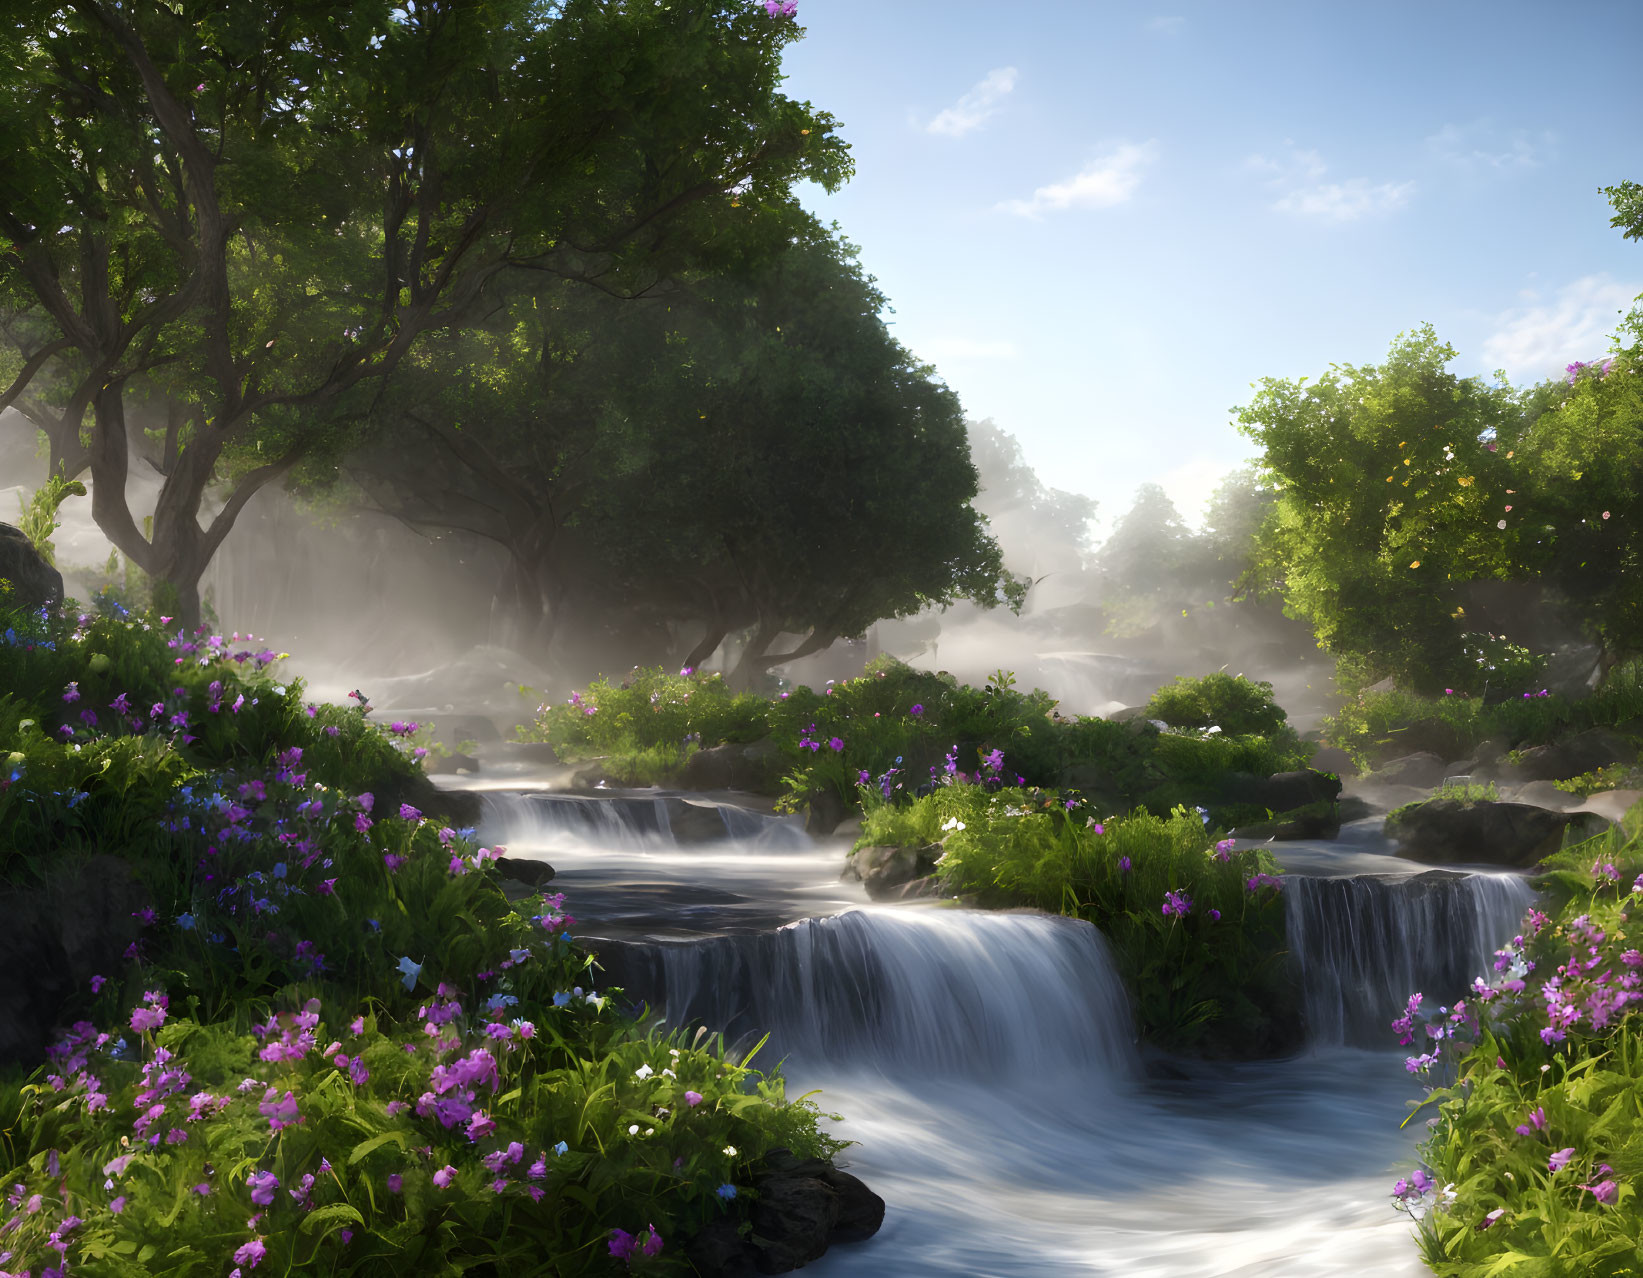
[1285,870,1535,1048]
[592,908,1137,1083]
[479,791,806,851]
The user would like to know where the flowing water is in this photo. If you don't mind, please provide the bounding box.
[474,784,1534,1276]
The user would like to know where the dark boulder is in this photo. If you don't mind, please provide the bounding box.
[805,787,850,837]
[681,738,785,794]
[0,853,146,1068]
[495,856,555,887]
[1386,799,1579,868]
[665,798,730,844]
[0,522,63,609]
[1307,745,1359,779]
[1215,769,1343,811]
[1227,801,1340,842]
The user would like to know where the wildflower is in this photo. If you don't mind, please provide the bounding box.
[247,1170,279,1206]
[1479,1207,1505,1229]
[828,737,844,752]
[1513,1106,1546,1136]
[130,992,168,1033]
[387,1174,402,1194]
[397,957,422,991]
[1581,1179,1619,1205]
[62,681,80,703]
[1118,856,1130,872]
[399,804,421,821]
[432,1165,457,1188]
[1161,890,1193,918]
[763,0,797,16]
[717,1183,737,1200]
[634,1064,654,1080]
[909,704,923,717]
[233,1238,267,1270]
[1547,1148,1575,1173]
[685,1090,703,1106]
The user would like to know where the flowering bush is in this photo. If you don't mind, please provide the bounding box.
[862,782,1295,1055]
[0,603,841,1276]
[1389,813,1643,1273]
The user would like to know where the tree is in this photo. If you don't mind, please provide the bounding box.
[1237,326,1531,693]
[0,0,847,627]
[965,418,1095,587]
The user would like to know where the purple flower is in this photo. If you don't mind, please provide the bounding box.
[233,1237,267,1269]
[1117,855,1130,872]
[1161,890,1193,918]
[399,804,421,821]
[909,704,923,717]
[828,737,844,752]
[433,1165,457,1189]
[1582,1179,1619,1205]
[1548,1147,1575,1173]
[685,1090,704,1107]
[387,1174,402,1194]
[763,0,797,16]
[248,1170,279,1206]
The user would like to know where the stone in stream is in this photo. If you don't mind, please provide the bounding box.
[1385,798,1603,868]
[685,1148,886,1277]
[495,855,555,887]
[680,737,784,793]
[1363,751,1448,790]
[0,521,64,608]
[842,843,941,899]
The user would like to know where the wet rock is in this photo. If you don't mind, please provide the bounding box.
[0,853,146,1068]
[1307,745,1358,778]
[1227,801,1340,842]
[571,761,619,789]
[681,738,784,793]
[879,873,948,901]
[805,787,850,837]
[1365,752,1448,790]
[1386,799,1576,868]
[1214,769,1342,811]
[0,521,63,608]
[843,844,941,899]
[666,799,729,844]
[495,856,555,887]
[1511,729,1638,783]
[687,1150,884,1277]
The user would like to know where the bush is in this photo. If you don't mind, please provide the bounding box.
[0,604,840,1275]
[874,783,1296,1056]
[1144,672,1288,738]
[1387,805,1643,1271]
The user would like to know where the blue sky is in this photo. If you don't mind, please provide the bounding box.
[777,0,1643,532]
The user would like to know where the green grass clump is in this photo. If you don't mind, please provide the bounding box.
[0,602,840,1276]
[1144,672,1290,738]
[863,783,1296,1057]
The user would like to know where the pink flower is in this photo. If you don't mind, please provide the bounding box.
[1582,1179,1619,1205]
[684,1090,704,1107]
[432,1165,457,1188]
[1548,1147,1575,1173]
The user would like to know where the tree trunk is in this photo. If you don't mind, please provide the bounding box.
[682,624,728,674]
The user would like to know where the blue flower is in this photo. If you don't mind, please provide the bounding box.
[176,913,195,931]
[553,1141,568,1156]
[487,994,518,1011]
[717,1183,737,1200]
[272,862,287,880]
[553,992,571,1008]
[397,956,422,991]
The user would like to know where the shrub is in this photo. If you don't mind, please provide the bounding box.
[1144,672,1288,738]
[884,784,1296,1056]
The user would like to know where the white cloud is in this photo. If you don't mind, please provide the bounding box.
[1146,15,1186,34]
[919,337,1019,364]
[926,67,1019,138]
[1249,144,1413,221]
[1272,179,1416,221]
[1428,122,1554,171]
[1481,274,1640,381]
[1157,455,1235,530]
[1001,141,1157,218]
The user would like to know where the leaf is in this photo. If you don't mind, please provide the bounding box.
[347,1130,408,1164]
[301,1202,366,1236]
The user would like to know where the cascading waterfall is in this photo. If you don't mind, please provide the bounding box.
[479,790,806,850]
[592,908,1137,1082]
[1285,870,1535,1047]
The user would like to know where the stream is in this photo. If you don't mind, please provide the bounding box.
[467,785,1533,1276]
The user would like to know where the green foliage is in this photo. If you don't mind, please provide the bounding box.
[1396,813,1643,1274]
[1554,765,1643,798]
[906,787,1295,1056]
[1144,672,1289,737]
[13,474,86,567]
[0,603,839,1274]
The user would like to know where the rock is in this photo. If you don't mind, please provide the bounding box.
[1227,801,1340,842]
[666,799,729,844]
[0,853,146,1068]
[1510,780,1583,812]
[805,787,850,837]
[1512,729,1638,783]
[1213,769,1343,811]
[571,761,619,789]
[681,738,784,793]
[685,1218,759,1278]
[1386,799,1577,868]
[1581,788,1642,824]
[368,767,479,828]
[1106,705,1148,723]
[495,856,555,887]
[1307,745,1359,778]
[0,521,64,608]
[426,751,480,775]
[1473,737,1508,765]
[879,874,947,901]
[750,1150,885,1274]
[842,844,941,899]
[1365,752,1448,790]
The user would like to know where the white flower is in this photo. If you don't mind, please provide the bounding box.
[940,817,966,833]
[661,1068,676,1078]
[723,1145,737,1157]
[634,1064,654,1080]
[629,1124,640,1136]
